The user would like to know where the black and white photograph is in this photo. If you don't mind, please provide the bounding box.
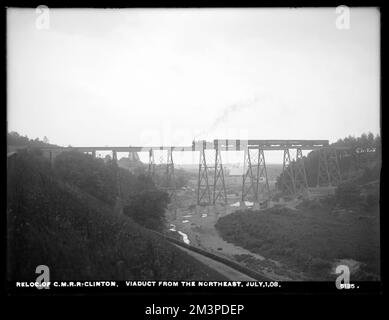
[5,6,381,297]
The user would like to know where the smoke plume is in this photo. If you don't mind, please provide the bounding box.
[195,95,260,139]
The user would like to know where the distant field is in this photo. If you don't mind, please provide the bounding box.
[215,201,380,281]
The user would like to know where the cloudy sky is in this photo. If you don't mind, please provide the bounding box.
[7,8,380,163]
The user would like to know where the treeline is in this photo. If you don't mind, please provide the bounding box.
[7,131,58,148]
[276,132,381,192]
[7,128,192,192]
[332,132,381,153]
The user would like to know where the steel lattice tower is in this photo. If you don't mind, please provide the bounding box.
[336,148,356,181]
[213,147,227,204]
[197,143,212,205]
[128,150,140,162]
[256,147,270,201]
[317,148,342,187]
[326,148,342,186]
[281,148,296,195]
[294,148,308,194]
[241,148,258,203]
[112,150,118,162]
[165,148,176,199]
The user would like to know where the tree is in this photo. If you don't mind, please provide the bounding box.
[367,132,375,151]
[360,133,368,152]
[277,133,381,193]
[123,189,169,232]
[335,182,362,208]
[54,151,118,205]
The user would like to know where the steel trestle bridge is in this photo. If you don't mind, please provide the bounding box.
[36,139,359,207]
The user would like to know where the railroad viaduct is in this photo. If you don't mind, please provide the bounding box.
[35,139,360,207]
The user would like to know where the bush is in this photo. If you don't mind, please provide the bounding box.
[54,151,118,205]
[123,189,169,232]
[358,162,381,184]
[335,182,362,208]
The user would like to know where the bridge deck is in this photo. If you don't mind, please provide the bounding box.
[36,139,330,153]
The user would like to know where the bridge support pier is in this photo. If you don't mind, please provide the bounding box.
[128,151,140,162]
[241,147,270,207]
[317,148,341,187]
[112,150,118,163]
[281,148,296,196]
[197,142,212,205]
[241,148,258,206]
[165,148,176,198]
[294,148,309,195]
[213,144,227,205]
[256,147,270,201]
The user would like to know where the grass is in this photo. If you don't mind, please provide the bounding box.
[215,200,380,281]
[7,151,227,281]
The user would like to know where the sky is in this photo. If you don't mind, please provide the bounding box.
[7,8,380,163]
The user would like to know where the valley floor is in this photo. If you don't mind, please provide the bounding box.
[166,186,305,281]
[166,180,380,281]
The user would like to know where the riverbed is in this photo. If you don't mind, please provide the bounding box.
[165,188,297,281]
